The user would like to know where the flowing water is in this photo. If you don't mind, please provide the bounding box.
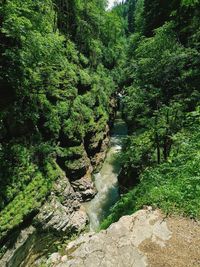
[85,111,127,231]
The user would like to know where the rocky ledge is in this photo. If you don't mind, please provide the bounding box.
[0,173,90,267]
[47,208,200,267]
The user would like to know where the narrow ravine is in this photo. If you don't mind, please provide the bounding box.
[85,110,127,231]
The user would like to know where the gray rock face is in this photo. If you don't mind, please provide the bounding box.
[0,120,112,266]
[0,174,90,267]
[0,226,36,267]
[34,198,88,234]
[89,125,110,170]
[71,169,97,202]
[64,155,91,180]
[90,135,110,171]
[34,174,89,234]
[48,208,172,267]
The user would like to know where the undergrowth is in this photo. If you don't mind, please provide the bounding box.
[101,121,200,229]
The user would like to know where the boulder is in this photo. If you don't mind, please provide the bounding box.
[70,169,97,202]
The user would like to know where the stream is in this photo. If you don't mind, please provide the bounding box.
[85,111,127,231]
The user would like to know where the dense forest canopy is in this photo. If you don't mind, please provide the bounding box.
[0,0,199,253]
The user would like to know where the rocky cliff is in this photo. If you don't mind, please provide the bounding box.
[46,208,200,267]
[0,102,116,267]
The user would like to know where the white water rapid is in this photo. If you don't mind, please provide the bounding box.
[85,111,127,231]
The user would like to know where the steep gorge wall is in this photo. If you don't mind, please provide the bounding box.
[0,97,117,267]
[0,0,126,265]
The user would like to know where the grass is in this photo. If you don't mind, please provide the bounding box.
[101,129,200,229]
[0,161,63,242]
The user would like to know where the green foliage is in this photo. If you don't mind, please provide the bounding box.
[134,0,144,33]
[120,130,154,170]
[101,116,200,229]
[101,0,200,230]
[1,0,200,248]
[181,0,200,7]
[0,160,63,241]
[0,143,37,210]
[123,21,200,168]
[0,0,127,242]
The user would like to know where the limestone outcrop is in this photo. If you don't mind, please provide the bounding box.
[47,208,200,267]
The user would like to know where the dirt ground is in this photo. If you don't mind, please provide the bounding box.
[140,215,200,267]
